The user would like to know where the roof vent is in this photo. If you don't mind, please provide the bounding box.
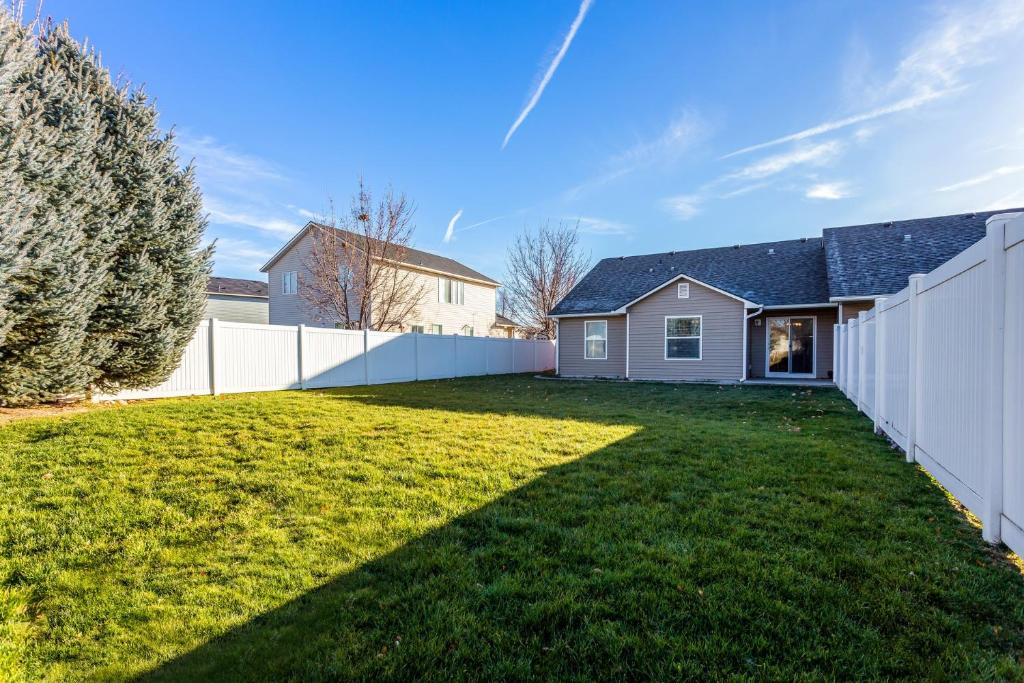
[733,244,740,249]
[649,268,654,272]
[800,237,807,243]
[884,221,893,227]
[669,251,676,255]
[903,234,912,242]
[767,248,775,255]
[618,256,625,260]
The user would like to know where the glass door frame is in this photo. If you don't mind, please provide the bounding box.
[764,315,817,378]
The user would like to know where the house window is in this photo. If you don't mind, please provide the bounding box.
[438,277,465,305]
[665,316,701,360]
[584,320,607,360]
[677,283,689,299]
[411,325,425,334]
[461,325,474,336]
[282,271,298,295]
[430,324,443,335]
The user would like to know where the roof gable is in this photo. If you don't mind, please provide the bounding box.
[550,236,829,315]
[822,208,1023,298]
[260,222,500,286]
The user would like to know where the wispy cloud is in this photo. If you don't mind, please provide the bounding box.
[721,90,952,158]
[502,0,593,149]
[723,0,1024,159]
[177,132,284,184]
[208,237,276,270]
[936,165,1024,193]
[569,216,632,235]
[806,182,853,200]
[726,141,843,180]
[662,195,702,222]
[204,198,299,237]
[565,109,707,199]
[443,209,463,243]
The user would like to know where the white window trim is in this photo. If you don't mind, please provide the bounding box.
[430,324,443,335]
[664,315,702,361]
[438,277,465,305]
[583,319,608,360]
[764,315,817,378]
[677,283,689,299]
[282,270,298,295]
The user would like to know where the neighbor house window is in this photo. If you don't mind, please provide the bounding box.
[461,325,474,336]
[584,320,608,360]
[677,283,689,299]
[282,271,298,295]
[431,324,443,335]
[411,325,425,334]
[665,316,701,359]
[438,277,465,305]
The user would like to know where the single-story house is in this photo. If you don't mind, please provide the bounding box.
[549,208,1021,382]
[492,313,525,338]
[205,276,269,324]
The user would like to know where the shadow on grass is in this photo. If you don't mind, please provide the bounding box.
[143,380,1024,681]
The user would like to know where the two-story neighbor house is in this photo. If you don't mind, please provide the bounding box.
[550,208,1021,383]
[260,222,503,335]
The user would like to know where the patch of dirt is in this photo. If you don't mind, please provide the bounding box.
[0,402,95,425]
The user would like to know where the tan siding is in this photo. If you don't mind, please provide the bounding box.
[747,307,837,379]
[204,295,269,324]
[838,300,875,323]
[266,230,497,332]
[627,279,744,381]
[557,317,626,378]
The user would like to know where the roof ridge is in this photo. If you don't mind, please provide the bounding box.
[598,235,822,262]
[824,207,1024,232]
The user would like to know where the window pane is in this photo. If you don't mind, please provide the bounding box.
[586,339,606,359]
[790,318,814,374]
[666,338,699,359]
[666,317,700,337]
[584,321,607,341]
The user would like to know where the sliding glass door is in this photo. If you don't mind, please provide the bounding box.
[767,317,815,376]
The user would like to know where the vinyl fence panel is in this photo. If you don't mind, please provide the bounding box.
[99,324,555,401]
[832,212,1023,556]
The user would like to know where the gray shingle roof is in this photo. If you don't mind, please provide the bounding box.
[207,276,268,297]
[494,313,519,327]
[550,236,830,315]
[322,225,500,286]
[822,209,1023,298]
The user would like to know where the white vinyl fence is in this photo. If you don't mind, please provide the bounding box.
[833,212,1023,556]
[98,322,555,401]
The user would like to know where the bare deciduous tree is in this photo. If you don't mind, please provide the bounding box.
[301,181,426,331]
[504,221,589,339]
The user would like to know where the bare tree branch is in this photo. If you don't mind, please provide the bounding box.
[300,180,426,331]
[504,220,589,339]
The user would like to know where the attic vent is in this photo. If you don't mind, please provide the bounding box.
[800,237,807,243]
[884,221,893,227]
[767,248,775,255]
[619,256,625,260]
[733,244,740,249]
[903,234,912,242]
[669,251,676,255]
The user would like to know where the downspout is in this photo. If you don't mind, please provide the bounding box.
[625,312,630,380]
[741,306,763,381]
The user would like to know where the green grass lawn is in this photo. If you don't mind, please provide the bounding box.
[2,377,1022,681]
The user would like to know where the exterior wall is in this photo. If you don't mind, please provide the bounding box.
[838,300,876,323]
[557,316,627,378]
[627,279,744,381]
[747,307,836,379]
[267,230,497,333]
[401,267,497,336]
[204,295,269,324]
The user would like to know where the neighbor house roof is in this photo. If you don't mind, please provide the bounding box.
[260,222,500,286]
[822,209,1023,299]
[494,313,519,327]
[206,276,268,298]
[550,236,830,315]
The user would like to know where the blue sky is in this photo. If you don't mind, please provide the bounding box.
[43,0,1024,281]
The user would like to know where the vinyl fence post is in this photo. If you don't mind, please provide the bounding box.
[857,311,868,414]
[533,339,538,372]
[833,324,840,387]
[453,333,459,379]
[906,274,925,463]
[873,298,887,434]
[297,324,306,390]
[363,328,370,385]
[982,218,1007,544]
[413,331,420,381]
[484,336,490,375]
[209,317,219,396]
[510,338,516,374]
